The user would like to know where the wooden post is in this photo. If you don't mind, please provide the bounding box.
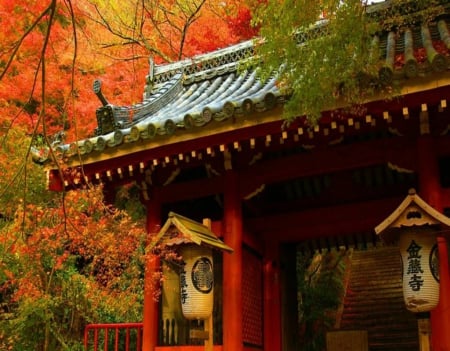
[204,315,213,351]
[142,189,162,351]
[417,135,450,351]
[418,316,431,351]
[223,171,243,351]
[203,218,214,351]
[263,239,281,351]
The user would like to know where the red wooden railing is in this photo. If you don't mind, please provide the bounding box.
[84,323,143,351]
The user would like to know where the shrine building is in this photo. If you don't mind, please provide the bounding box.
[46,1,450,351]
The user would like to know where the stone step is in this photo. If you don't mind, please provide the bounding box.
[338,246,419,351]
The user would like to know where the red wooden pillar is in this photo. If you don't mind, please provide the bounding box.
[417,135,450,351]
[223,171,243,351]
[263,239,282,351]
[142,189,162,351]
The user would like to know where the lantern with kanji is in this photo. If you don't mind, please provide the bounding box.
[179,244,214,319]
[375,189,450,313]
[398,226,440,312]
[155,212,233,321]
[375,189,450,351]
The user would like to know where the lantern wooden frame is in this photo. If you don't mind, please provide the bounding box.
[153,212,233,350]
[375,188,450,351]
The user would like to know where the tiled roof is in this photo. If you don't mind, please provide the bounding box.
[54,2,450,161]
[154,212,233,253]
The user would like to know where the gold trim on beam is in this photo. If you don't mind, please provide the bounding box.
[387,162,414,174]
[420,110,430,135]
[403,107,409,119]
[224,149,232,170]
[163,168,180,186]
[244,184,265,200]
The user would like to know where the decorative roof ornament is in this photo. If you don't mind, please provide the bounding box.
[375,188,450,243]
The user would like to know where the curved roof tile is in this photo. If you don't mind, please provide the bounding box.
[54,3,450,159]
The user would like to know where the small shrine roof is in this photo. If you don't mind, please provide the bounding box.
[375,188,450,242]
[153,212,233,253]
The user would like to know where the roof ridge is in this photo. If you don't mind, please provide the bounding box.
[149,40,255,85]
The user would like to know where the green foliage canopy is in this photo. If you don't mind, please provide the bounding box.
[252,0,380,124]
[252,0,446,124]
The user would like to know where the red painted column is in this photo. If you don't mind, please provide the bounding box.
[263,239,282,351]
[223,171,243,351]
[142,189,162,351]
[417,135,450,351]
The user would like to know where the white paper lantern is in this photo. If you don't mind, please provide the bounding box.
[399,227,439,313]
[179,244,214,320]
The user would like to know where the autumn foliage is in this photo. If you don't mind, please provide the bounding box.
[0,182,147,349]
[0,0,257,143]
[0,0,257,349]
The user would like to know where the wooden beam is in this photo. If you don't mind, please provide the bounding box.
[239,137,417,199]
[246,197,403,241]
[159,137,419,204]
[160,176,224,204]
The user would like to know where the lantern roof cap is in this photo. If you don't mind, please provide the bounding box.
[154,212,233,253]
[375,188,450,242]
